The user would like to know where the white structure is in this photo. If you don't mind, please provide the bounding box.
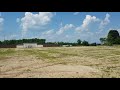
[62,45,72,47]
[16,45,24,48]
[16,43,43,48]
[37,45,43,48]
[23,43,37,48]
[62,45,69,47]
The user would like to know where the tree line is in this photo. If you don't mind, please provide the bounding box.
[0,30,119,46]
[47,40,97,46]
[0,38,97,46]
[0,38,46,45]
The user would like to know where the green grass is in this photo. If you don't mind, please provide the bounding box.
[0,48,16,60]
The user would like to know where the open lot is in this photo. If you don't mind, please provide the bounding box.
[0,46,120,78]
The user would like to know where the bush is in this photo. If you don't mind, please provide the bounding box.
[106,42,113,46]
[90,43,97,46]
[82,41,89,46]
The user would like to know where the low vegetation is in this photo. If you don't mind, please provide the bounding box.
[0,46,120,78]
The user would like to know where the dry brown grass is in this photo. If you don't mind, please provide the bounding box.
[0,46,120,78]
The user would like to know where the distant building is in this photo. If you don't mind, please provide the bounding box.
[16,45,23,48]
[62,45,72,47]
[17,43,43,48]
[37,45,44,48]
[23,43,37,48]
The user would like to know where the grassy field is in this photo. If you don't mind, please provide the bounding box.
[0,46,120,78]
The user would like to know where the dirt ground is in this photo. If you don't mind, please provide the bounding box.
[0,56,101,78]
[0,46,120,78]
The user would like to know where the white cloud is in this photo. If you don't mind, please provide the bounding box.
[40,24,75,42]
[16,13,111,43]
[17,12,53,35]
[56,24,75,35]
[82,15,100,28]
[73,12,80,15]
[42,29,54,35]
[39,14,111,43]
[75,15,100,32]
[99,13,110,30]
[74,14,111,43]
[75,26,83,32]
[60,22,63,27]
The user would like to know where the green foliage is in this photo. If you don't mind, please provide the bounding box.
[0,38,94,47]
[106,42,113,46]
[0,38,46,45]
[100,30,120,45]
[107,30,120,44]
[90,43,97,46]
[0,41,2,44]
[77,39,81,45]
[82,40,89,46]
[100,38,107,44]
[115,37,120,44]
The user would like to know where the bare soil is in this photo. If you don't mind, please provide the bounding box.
[0,46,120,78]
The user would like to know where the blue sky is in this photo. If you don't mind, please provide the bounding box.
[0,12,120,43]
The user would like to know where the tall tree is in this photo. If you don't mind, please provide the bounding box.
[82,40,89,46]
[77,39,81,45]
[107,30,120,44]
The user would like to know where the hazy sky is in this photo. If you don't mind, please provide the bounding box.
[0,12,120,43]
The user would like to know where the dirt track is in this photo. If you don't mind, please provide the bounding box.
[0,56,101,78]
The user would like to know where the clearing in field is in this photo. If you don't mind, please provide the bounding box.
[0,46,120,78]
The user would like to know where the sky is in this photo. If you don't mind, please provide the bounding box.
[0,12,120,43]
